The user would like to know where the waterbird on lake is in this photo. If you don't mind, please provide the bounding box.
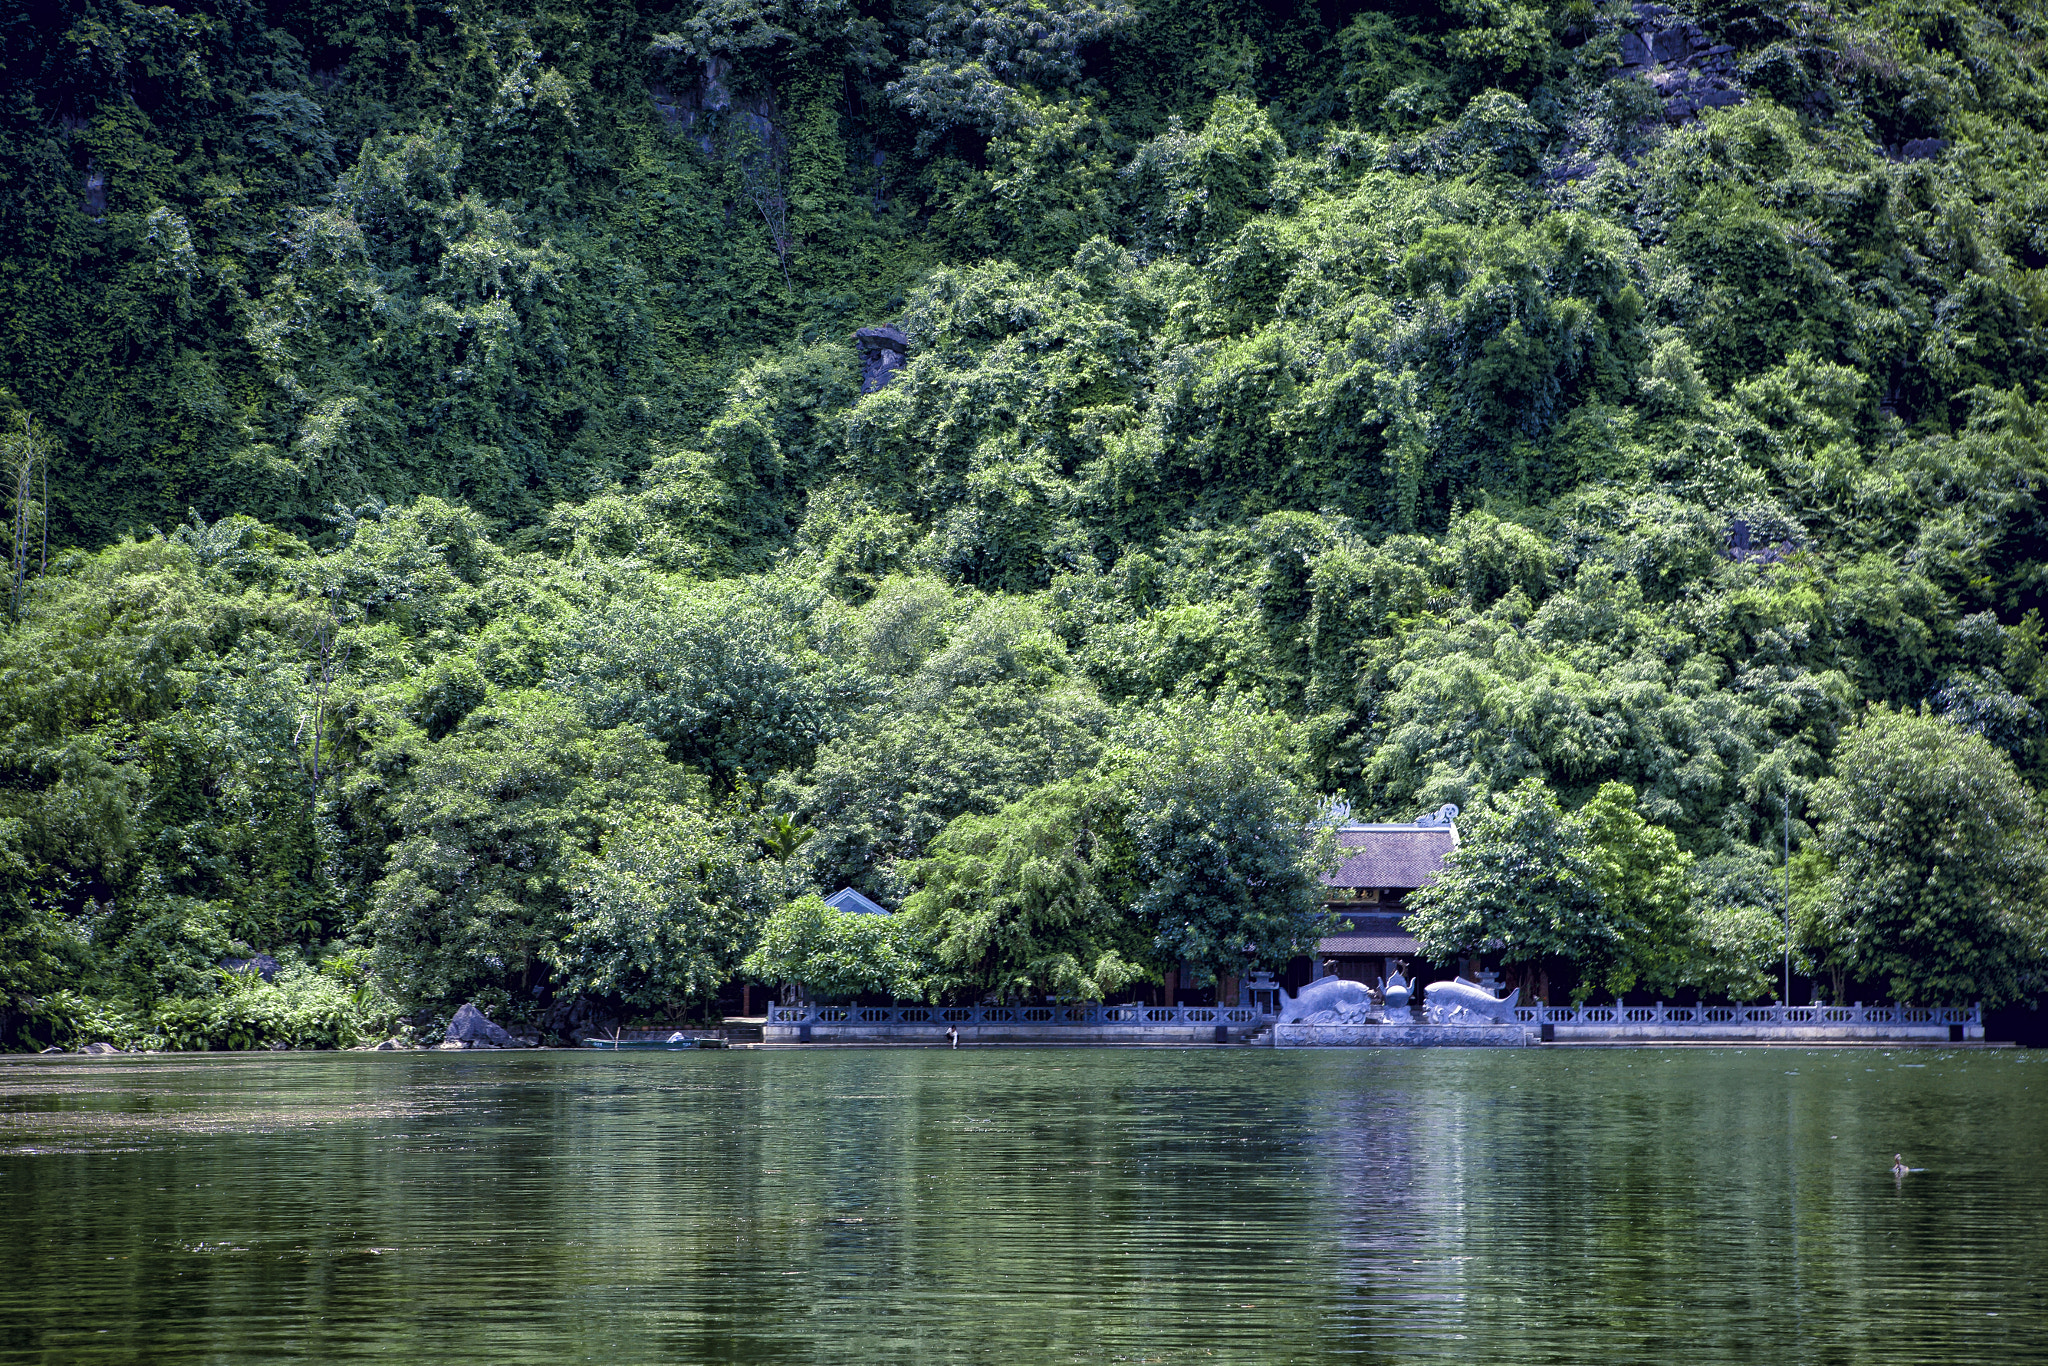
[1891,1153,1927,1177]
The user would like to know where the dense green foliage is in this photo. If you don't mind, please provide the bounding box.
[1808,707,2048,1007]
[741,891,933,999]
[1114,701,1335,986]
[904,775,1150,1002]
[902,701,1332,999]
[1408,776,1775,1001]
[5,0,2048,1044]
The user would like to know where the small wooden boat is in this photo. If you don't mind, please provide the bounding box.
[583,1035,729,1050]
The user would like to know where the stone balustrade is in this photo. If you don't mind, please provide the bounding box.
[770,1000,1979,1027]
[762,999,1983,1043]
[1511,1000,1982,1041]
[767,1003,1264,1028]
[1514,1002,1980,1027]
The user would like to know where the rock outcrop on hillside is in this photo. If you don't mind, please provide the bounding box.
[1618,4,1746,123]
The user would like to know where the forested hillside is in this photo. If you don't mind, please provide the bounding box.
[3,0,2046,1047]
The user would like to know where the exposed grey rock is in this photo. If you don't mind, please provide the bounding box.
[1902,138,1949,160]
[1620,15,1748,126]
[542,992,627,1044]
[373,1038,402,1051]
[645,57,742,142]
[855,325,909,393]
[81,1041,121,1055]
[436,1039,468,1050]
[445,1002,523,1048]
[648,82,690,130]
[701,56,733,113]
[1541,157,1599,185]
[221,953,280,983]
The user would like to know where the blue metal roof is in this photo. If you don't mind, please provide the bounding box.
[824,887,891,916]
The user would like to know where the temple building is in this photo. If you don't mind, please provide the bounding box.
[824,887,891,916]
[1284,804,1460,990]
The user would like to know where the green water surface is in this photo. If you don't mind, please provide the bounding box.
[2,1047,2042,1364]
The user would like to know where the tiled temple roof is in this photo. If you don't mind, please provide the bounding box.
[1320,824,1458,892]
[1318,914,1420,956]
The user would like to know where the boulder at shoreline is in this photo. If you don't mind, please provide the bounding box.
[444,1003,525,1049]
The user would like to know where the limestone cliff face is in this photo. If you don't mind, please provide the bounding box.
[1616,3,1746,124]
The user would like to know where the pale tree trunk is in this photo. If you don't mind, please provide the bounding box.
[293,587,351,806]
[6,416,47,624]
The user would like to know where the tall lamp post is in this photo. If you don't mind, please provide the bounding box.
[1782,791,1792,1007]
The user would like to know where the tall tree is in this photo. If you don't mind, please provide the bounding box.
[1811,708,2048,1007]
[560,804,792,1013]
[1405,777,1610,1000]
[1117,702,1334,989]
[741,894,934,1002]
[363,693,695,1021]
[1573,781,1698,996]
[903,776,1148,1002]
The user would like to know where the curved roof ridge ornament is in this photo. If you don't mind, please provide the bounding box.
[1412,803,1460,829]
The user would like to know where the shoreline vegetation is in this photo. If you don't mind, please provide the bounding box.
[5,0,2048,1053]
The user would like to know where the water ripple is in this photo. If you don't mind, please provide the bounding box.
[0,1048,2042,1364]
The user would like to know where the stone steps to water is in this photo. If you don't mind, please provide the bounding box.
[720,1018,765,1043]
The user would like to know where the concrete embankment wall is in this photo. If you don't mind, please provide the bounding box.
[1275,1023,1976,1046]
[764,1022,1981,1047]
[763,1024,1259,1045]
[1545,1023,1978,1043]
[1274,1023,1532,1047]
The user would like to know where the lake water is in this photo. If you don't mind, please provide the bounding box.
[2,1046,2042,1364]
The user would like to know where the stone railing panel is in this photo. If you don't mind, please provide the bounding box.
[763,1002,1283,1028]
[765,999,1981,1033]
[1509,1002,1980,1028]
